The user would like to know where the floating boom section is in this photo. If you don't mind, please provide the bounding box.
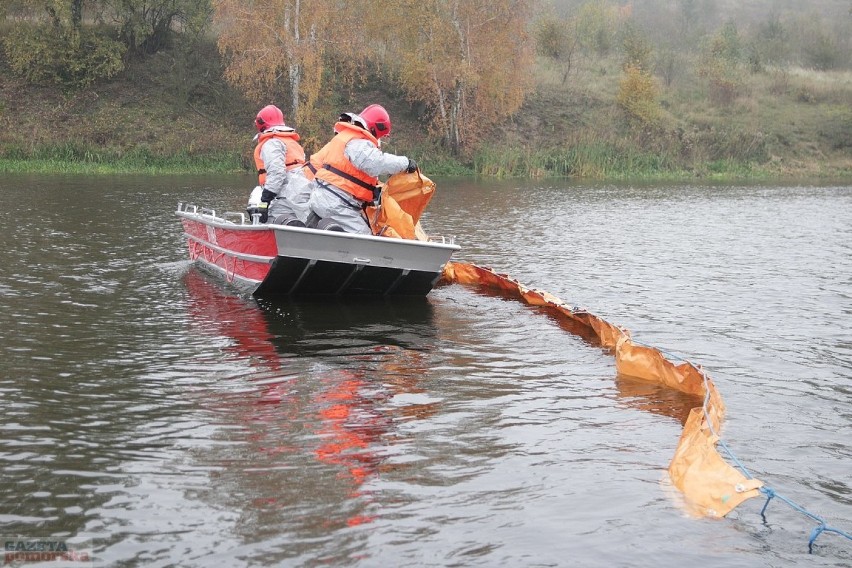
[367,172,436,240]
[441,261,764,518]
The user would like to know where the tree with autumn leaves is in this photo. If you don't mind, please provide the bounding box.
[212,0,534,155]
[213,0,357,134]
[379,0,534,154]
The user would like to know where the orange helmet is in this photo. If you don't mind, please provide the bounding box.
[359,104,391,138]
[255,105,285,132]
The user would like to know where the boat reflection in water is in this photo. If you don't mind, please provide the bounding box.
[182,269,440,531]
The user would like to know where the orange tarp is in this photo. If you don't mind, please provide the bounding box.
[367,171,436,240]
[440,261,763,518]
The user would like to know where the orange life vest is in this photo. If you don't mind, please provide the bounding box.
[254,130,306,185]
[311,122,379,202]
[302,145,327,182]
[303,122,347,181]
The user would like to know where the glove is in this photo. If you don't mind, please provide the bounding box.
[406,158,418,174]
[258,202,269,224]
[260,188,277,204]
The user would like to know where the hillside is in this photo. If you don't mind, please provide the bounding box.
[1,37,850,179]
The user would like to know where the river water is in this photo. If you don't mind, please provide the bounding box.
[0,173,849,567]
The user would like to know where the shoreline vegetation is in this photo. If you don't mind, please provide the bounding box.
[1,157,847,184]
[0,137,847,182]
[1,3,850,183]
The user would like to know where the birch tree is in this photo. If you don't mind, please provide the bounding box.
[377,0,534,154]
[213,0,357,126]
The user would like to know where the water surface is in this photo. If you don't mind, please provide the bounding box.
[0,174,849,566]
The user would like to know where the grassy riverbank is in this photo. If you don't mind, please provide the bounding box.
[0,149,243,175]
[1,43,850,181]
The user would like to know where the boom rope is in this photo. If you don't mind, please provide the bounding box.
[441,261,851,554]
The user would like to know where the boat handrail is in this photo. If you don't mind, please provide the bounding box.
[222,211,247,225]
[176,202,199,215]
[179,202,457,245]
[428,235,456,245]
[178,203,252,226]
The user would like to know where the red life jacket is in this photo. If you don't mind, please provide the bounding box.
[311,122,379,202]
[254,130,306,185]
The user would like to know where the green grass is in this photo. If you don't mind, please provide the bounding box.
[0,158,242,175]
[0,142,831,182]
[0,143,244,174]
[474,142,681,180]
[469,137,813,182]
[403,143,477,177]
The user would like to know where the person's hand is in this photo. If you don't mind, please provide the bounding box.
[258,202,269,224]
[406,158,418,173]
[260,188,277,204]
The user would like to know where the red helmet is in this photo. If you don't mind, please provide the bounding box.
[359,104,392,138]
[255,105,285,132]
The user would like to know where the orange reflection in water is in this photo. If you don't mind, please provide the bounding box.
[615,374,700,426]
[312,345,437,526]
[183,269,437,527]
[315,373,383,492]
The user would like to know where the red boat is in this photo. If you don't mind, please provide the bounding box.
[176,173,460,297]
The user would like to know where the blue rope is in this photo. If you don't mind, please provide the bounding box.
[627,337,852,553]
[695,361,852,553]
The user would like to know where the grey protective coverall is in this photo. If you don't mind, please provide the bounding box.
[308,138,409,234]
[257,126,311,223]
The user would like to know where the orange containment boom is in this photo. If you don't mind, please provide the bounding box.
[367,171,436,240]
[441,261,764,518]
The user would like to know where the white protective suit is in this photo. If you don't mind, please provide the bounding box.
[309,138,409,234]
[268,167,312,223]
[256,126,310,223]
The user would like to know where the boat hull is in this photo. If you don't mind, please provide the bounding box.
[177,206,459,297]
